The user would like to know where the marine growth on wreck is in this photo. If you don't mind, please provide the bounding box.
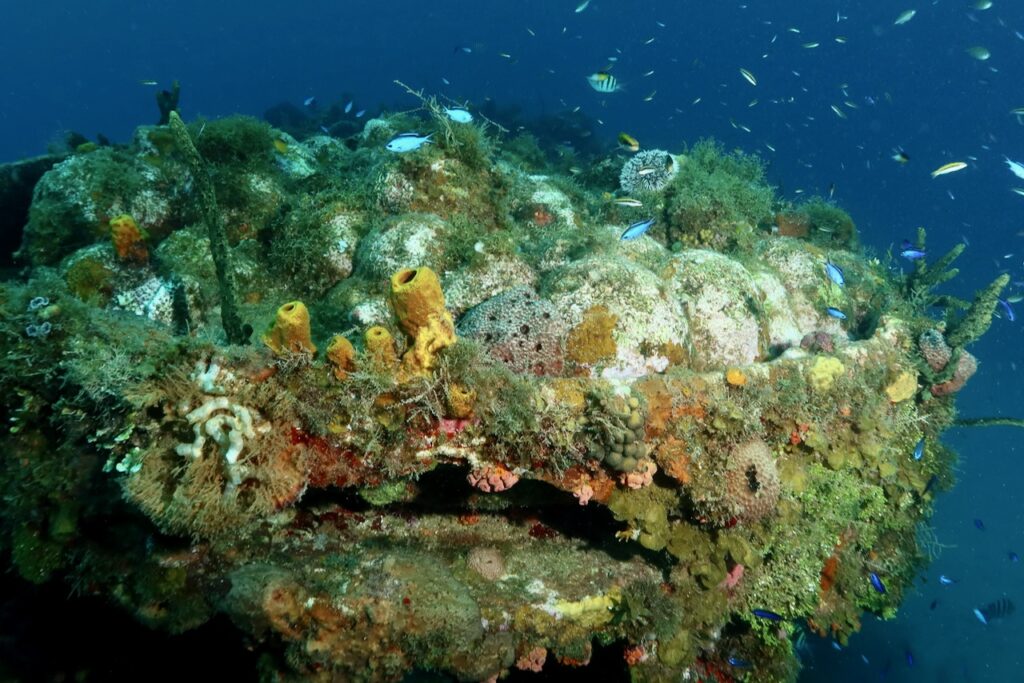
[0,95,1008,682]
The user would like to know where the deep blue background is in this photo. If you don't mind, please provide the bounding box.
[2,1,1022,680]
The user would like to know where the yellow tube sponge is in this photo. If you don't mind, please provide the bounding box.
[446,384,476,419]
[388,267,456,377]
[262,301,317,356]
[326,335,356,380]
[402,313,456,378]
[365,326,399,368]
[390,267,447,338]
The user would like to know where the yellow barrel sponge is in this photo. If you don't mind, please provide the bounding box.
[263,301,317,356]
[390,267,447,338]
[365,326,399,368]
[326,335,356,380]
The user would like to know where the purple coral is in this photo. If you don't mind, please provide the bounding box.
[457,287,567,376]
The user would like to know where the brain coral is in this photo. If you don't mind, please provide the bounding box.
[543,256,690,377]
[724,438,780,523]
[619,149,679,194]
[666,250,764,369]
[457,286,568,376]
[354,212,453,281]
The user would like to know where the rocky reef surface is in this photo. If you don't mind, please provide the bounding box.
[0,103,1007,682]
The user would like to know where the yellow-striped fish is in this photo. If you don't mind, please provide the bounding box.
[618,132,640,152]
[587,71,622,93]
[930,161,968,178]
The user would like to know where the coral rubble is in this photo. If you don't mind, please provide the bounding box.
[0,106,1002,682]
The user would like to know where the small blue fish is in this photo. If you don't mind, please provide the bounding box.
[444,107,473,123]
[386,132,433,153]
[751,608,784,621]
[355,109,366,118]
[974,518,985,531]
[904,648,914,667]
[1009,551,1020,563]
[973,607,988,625]
[831,640,842,651]
[727,656,751,668]
[620,217,656,241]
[824,259,845,286]
[303,96,317,108]
[344,101,353,114]
[997,298,1016,322]
[869,572,887,594]
[913,437,925,461]
[900,240,927,261]
[938,574,958,585]
[825,306,847,320]
[923,474,939,495]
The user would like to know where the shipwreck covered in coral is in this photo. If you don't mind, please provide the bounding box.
[0,101,1006,681]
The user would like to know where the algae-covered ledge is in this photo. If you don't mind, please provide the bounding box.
[0,100,1006,682]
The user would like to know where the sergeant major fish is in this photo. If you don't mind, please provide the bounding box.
[587,72,622,93]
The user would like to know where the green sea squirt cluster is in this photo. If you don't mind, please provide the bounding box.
[0,99,1007,682]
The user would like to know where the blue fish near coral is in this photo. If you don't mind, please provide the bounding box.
[751,608,784,621]
[386,132,433,153]
[825,306,847,320]
[620,217,656,241]
[869,572,887,594]
[913,437,925,461]
[899,240,927,261]
[727,656,751,668]
[824,258,845,286]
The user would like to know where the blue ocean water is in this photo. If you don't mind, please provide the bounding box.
[1,1,1022,680]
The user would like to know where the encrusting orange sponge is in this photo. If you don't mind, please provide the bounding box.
[388,267,456,377]
[109,214,148,264]
[262,301,317,356]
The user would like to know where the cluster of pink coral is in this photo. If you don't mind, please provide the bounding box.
[467,465,520,492]
[918,329,977,396]
[515,646,548,672]
[619,460,657,490]
[573,483,595,506]
[718,563,744,591]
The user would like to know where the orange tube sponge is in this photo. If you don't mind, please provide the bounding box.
[326,335,356,380]
[109,214,148,264]
[262,301,317,356]
[364,326,399,368]
[388,267,456,377]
